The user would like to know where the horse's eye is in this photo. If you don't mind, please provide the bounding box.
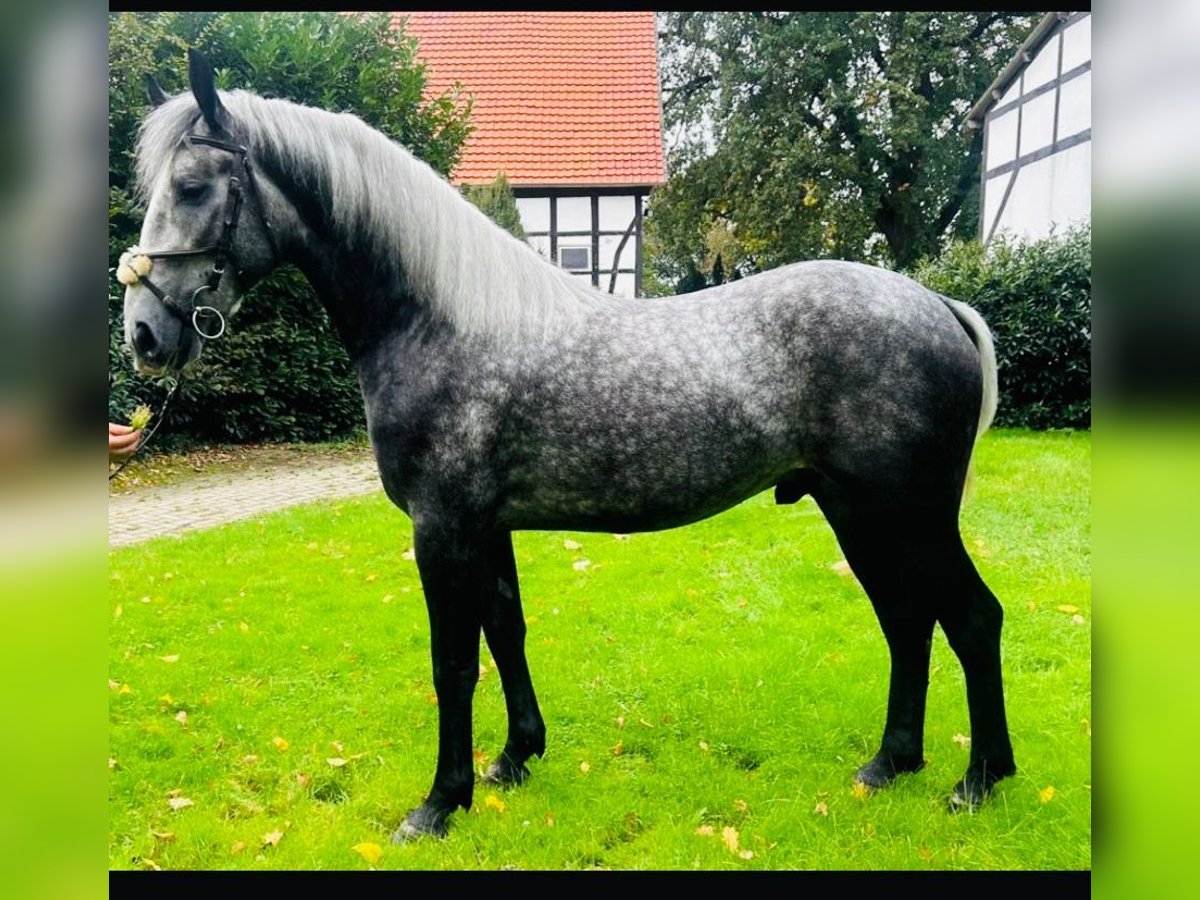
[178,182,208,203]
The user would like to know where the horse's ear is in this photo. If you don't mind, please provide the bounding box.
[187,48,226,131]
[145,75,169,108]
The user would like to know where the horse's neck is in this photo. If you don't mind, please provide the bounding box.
[290,235,418,364]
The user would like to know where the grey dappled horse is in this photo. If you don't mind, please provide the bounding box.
[121,51,1016,840]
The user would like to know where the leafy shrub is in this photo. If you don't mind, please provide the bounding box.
[108,11,472,445]
[462,172,526,240]
[911,225,1091,429]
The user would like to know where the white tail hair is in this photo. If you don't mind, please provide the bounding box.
[940,297,999,442]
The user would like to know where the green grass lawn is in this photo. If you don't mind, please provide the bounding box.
[108,430,1090,870]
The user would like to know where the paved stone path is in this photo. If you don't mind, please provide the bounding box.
[108,456,383,548]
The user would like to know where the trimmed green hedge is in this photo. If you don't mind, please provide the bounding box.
[107,11,472,445]
[911,225,1091,430]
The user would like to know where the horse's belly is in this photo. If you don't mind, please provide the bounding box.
[495,450,799,533]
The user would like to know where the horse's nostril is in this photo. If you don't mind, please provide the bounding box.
[133,321,159,357]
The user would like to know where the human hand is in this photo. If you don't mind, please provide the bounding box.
[109,422,142,463]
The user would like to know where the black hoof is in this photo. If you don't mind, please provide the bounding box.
[391,803,451,843]
[481,752,531,787]
[947,760,1016,813]
[855,752,926,790]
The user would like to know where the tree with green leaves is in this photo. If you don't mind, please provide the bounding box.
[108,11,473,444]
[647,11,1037,292]
[462,172,526,240]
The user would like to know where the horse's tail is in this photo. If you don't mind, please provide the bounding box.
[939,296,998,443]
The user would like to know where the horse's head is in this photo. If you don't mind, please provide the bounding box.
[123,50,280,374]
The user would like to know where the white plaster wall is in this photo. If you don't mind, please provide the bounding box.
[987,109,1019,170]
[992,141,1091,242]
[556,196,591,232]
[1057,69,1091,139]
[515,196,549,234]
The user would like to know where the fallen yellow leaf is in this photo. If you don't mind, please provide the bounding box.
[563,539,583,551]
[721,826,740,853]
[699,740,709,751]
[331,740,344,753]
[579,761,591,774]
[174,710,188,726]
[1056,605,1079,615]
[401,548,416,561]
[485,794,506,813]
[381,594,394,604]
[108,758,118,770]
[114,604,123,619]
[118,684,133,695]
[572,559,592,571]
[109,679,121,691]
[159,654,179,664]
[352,842,383,865]
[612,741,624,756]
[852,781,870,800]
[739,850,754,860]
[953,733,971,749]
[296,772,310,787]
[545,812,556,827]
[612,534,630,541]
[167,797,193,811]
[695,825,714,836]
[141,858,161,871]
[814,801,828,816]
[525,614,539,624]
[230,841,247,855]
[327,757,348,767]
[151,831,175,842]
[831,560,854,577]
[243,754,258,764]
[262,829,284,847]
[1039,785,1057,803]
[272,736,289,752]
[240,621,250,633]
[734,799,748,813]
[1072,614,1086,625]
[158,693,174,705]
[615,716,626,728]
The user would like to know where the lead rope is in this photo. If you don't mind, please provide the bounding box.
[108,377,182,482]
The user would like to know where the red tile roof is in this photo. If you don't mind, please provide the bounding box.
[396,12,667,188]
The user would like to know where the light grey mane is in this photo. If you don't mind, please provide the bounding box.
[135,89,613,339]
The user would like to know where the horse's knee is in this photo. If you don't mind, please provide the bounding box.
[432,661,480,699]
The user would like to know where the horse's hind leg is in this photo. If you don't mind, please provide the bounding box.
[815,487,937,786]
[936,542,1016,810]
[815,483,1015,806]
[480,531,547,787]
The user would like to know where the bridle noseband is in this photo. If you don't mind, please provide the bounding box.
[119,133,279,341]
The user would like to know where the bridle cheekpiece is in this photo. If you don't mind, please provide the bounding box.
[118,133,278,341]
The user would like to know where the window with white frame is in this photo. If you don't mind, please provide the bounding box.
[558,245,590,272]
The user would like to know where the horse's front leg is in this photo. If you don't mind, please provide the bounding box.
[481,531,546,787]
[393,521,487,842]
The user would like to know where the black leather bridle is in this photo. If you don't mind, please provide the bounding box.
[126,133,279,340]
